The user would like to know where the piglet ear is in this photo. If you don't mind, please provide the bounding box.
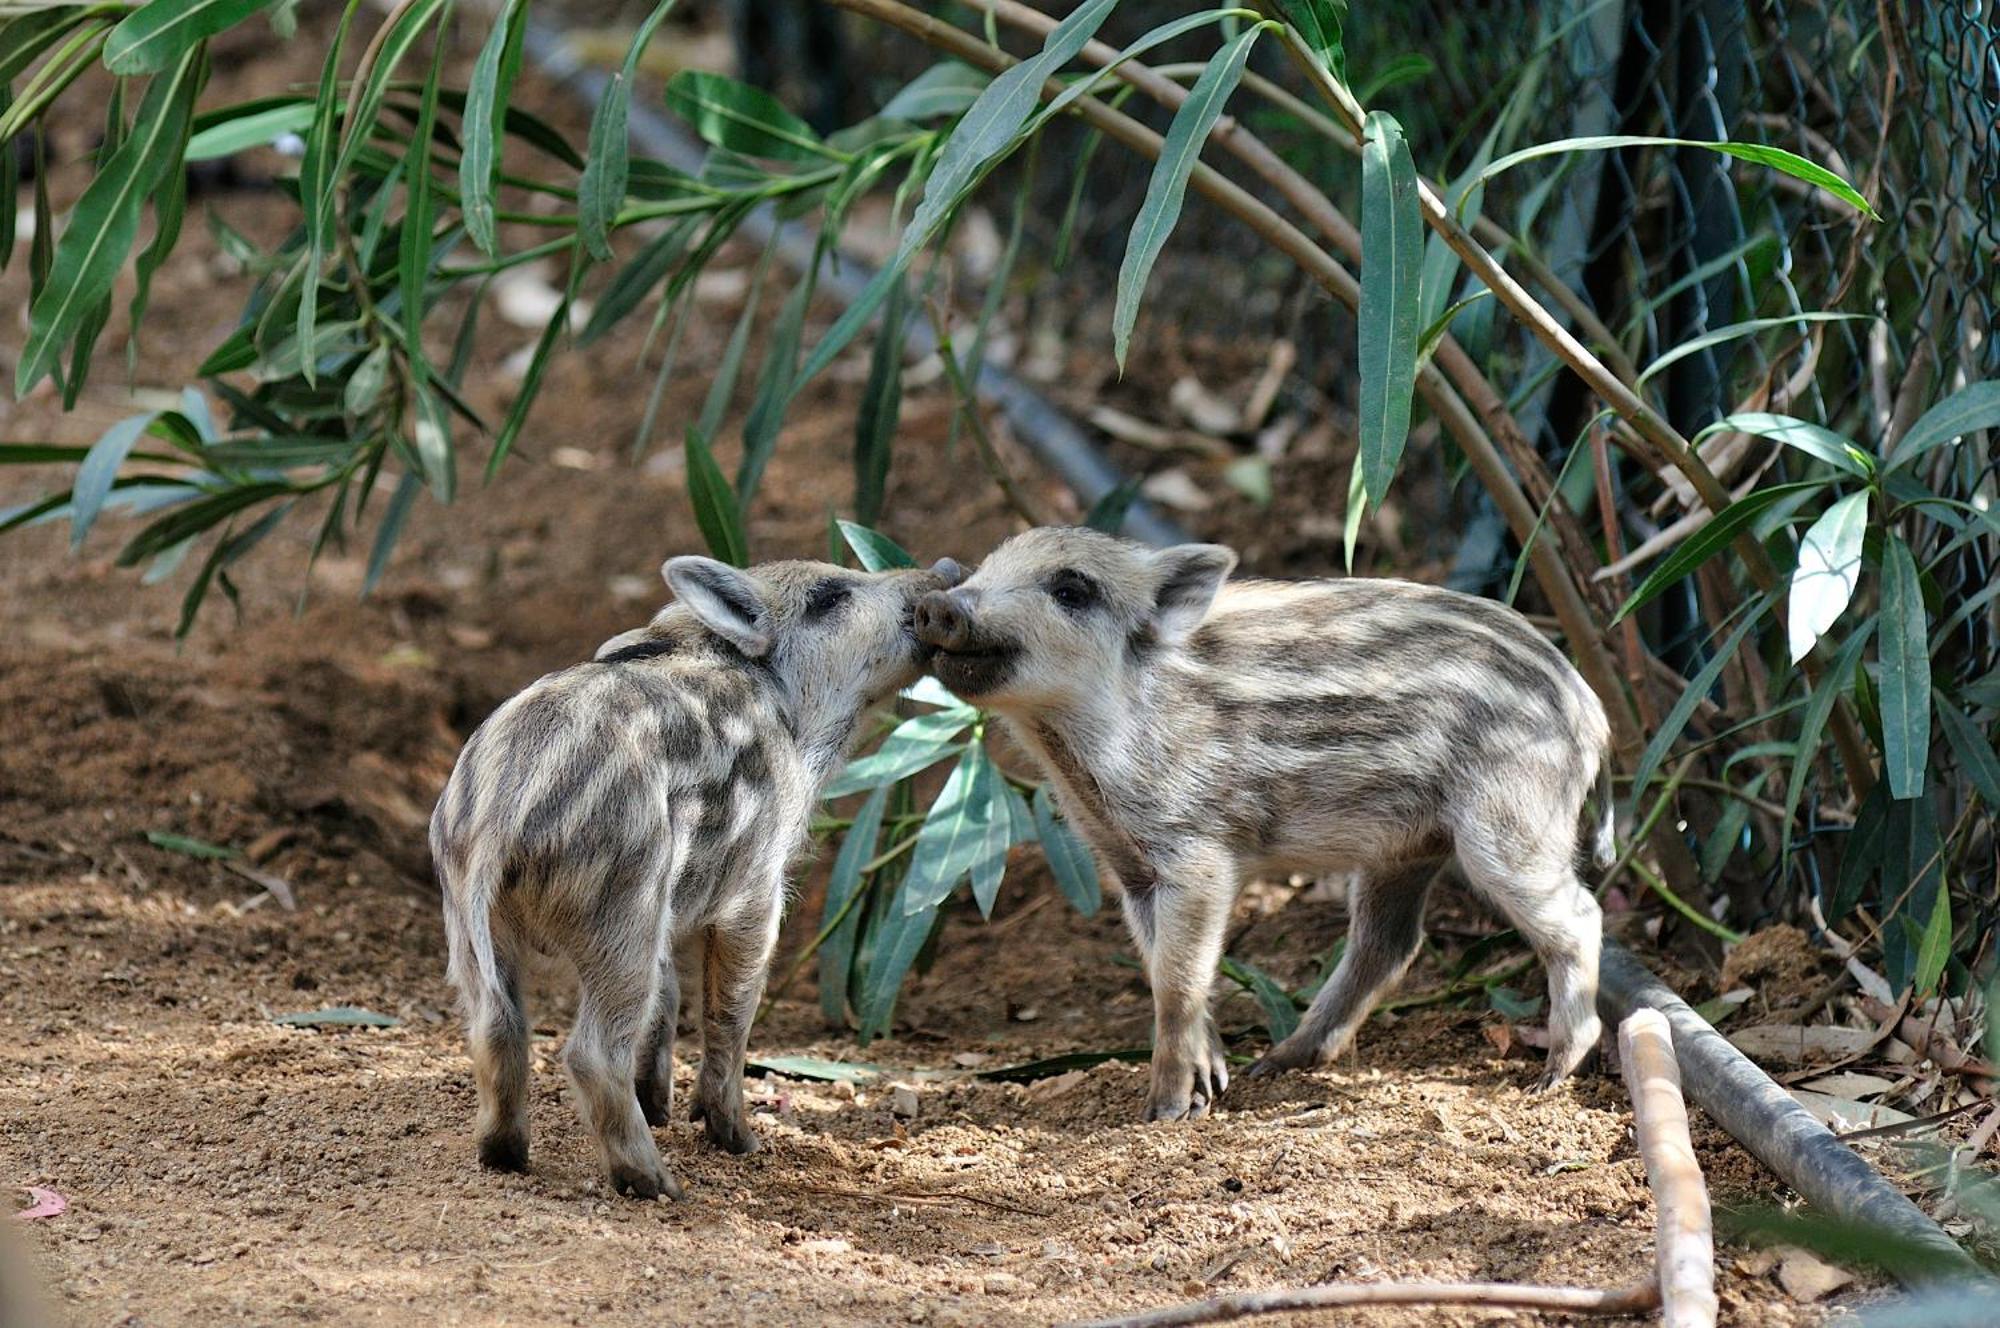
[664,556,772,657]
[1147,543,1235,643]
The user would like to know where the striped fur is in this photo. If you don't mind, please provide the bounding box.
[917,528,1612,1121]
[433,556,957,1197]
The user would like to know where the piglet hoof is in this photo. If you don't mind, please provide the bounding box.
[611,1160,683,1202]
[690,1098,760,1155]
[1242,1036,1318,1081]
[637,1079,673,1128]
[477,1131,529,1173]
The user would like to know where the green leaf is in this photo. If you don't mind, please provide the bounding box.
[819,784,888,1025]
[1220,956,1300,1042]
[17,47,204,395]
[187,100,313,160]
[1112,23,1262,371]
[901,745,1006,914]
[1355,51,1433,102]
[1787,491,1868,663]
[683,427,748,567]
[787,0,1117,399]
[362,471,422,598]
[144,830,239,859]
[200,437,358,468]
[296,0,364,383]
[487,256,585,479]
[1629,595,1775,808]
[697,233,778,442]
[1830,779,1889,921]
[580,216,698,345]
[1935,696,2000,812]
[580,0,679,260]
[273,1006,401,1028]
[1356,109,1423,508]
[115,481,294,567]
[881,62,990,121]
[974,1048,1152,1082]
[823,710,972,799]
[397,23,448,365]
[70,414,159,552]
[738,264,817,506]
[1782,622,1876,845]
[1637,313,1869,388]
[1473,135,1879,221]
[854,888,940,1044]
[664,69,826,163]
[853,277,909,528]
[1033,787,1100,917]
[1613,481,1824,623]
[747,1055,883,1084]
[1698,413,1874,479]
[460,0,525,256]
[1911,887,1952,998]
[1084,479,1141,535]
[104,0,276,75]
[1880,534,1932,800]
[1275,0,1346,80]
[837,519,918,572]
[1889,381,2000,470]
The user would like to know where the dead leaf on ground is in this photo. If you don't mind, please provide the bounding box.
[1730,1024,1883,1064]
[1790,1088,1915,1132]
[13,1187,66,1220]
[1776,1246,1854,1302]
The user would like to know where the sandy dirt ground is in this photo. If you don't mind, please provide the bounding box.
[0,11,1905,1327]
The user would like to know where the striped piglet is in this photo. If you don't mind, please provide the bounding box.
[916,527,1612,1122]
[432,554,960,1197]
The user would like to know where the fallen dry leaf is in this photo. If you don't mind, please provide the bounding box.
[14,1187,66,1221]
[1776,1246,1854,1302]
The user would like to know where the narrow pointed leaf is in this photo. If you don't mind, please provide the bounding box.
[104,0,276,74]
[1889,381,2000,469]
[1935,696,2000,812]
[1356,109,1423,507]
[362,471,422,598]
[18,47,203,395]
[664,69,825,163]
[881,62,990,121]
[683,427,748,567]
[901,745,1004,914]
[1614,481,1824,623]
[837,520,917,571]
[1880,534,1932,799]
[1787,491,1867,662]
[1112,24,1261,370]
[1630,595,1775,805]
[1474,135,1878,220]
[1911,887,1951,998]
[580,0,679,260]
[1698,413,1873,478]
[819,784,888,1025]
[1033,786,1100,916]
[855,890,939,1044]
[822,710,972,798]
[1636,312,1868,388]
[460,0,525,255]
[70,414,158,552]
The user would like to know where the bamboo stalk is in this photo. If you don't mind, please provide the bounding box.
[1620,1009,1720,1328]
[1060,1278,1661,1328]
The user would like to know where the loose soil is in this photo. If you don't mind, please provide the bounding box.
[0,13,1881,1328]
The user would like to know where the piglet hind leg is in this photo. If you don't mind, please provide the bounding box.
[566,950,681,1200]
[1456,833,1603,1090]
[469,957,531,1173]
[1245,860,1437,1080]
[689,897,782,1155]
[634,956,680,1127]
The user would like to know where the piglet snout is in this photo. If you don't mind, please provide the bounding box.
[914,590,976,651]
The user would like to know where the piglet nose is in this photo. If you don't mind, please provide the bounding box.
[929,556,966,588]
[914,590,973,650]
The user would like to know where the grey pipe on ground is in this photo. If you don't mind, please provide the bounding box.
[517,21,1192,550]
[1597,941,1990,1291]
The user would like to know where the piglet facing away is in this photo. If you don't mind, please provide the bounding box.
[916,528,1613,1122]
[433,554,961,1197]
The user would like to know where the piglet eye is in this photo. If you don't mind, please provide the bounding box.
[1046,569,1098,613]
[804,579,852,620]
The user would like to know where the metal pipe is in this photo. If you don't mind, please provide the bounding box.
[1597,941,1988,1291]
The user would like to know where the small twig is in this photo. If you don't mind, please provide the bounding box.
[1062,1278,1660,1327]
[798,1183,1049,1218]
[1621,1009,1719,1328]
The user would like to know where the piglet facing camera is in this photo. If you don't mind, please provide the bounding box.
[919,527,1613,1122]
[432,554,959,1197]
